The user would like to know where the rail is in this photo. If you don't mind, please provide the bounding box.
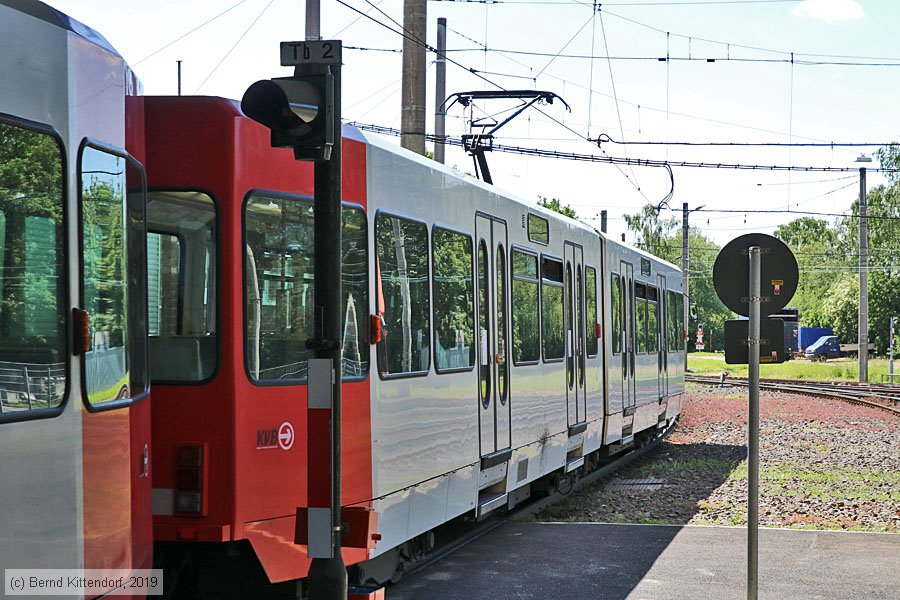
[686,374,900,416]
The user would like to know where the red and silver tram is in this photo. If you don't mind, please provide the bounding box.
[0,2,686,597]
[139,96,686,594]
[0,1,152,595]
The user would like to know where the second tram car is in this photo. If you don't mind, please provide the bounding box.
[139,96,686,593]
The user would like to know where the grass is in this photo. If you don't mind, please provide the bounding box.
[688,352,897,382]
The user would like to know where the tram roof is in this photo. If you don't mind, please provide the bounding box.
[1,0,121,58]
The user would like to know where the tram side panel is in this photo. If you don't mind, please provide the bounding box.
[0,3,153,589]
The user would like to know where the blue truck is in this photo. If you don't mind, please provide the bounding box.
[798,327,835,352]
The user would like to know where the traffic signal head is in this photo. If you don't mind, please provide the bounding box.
[241,74,334,160]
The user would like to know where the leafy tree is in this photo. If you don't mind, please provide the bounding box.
[774,217,847,328]
[821,274,858,343]
[537,196,577,220]
[623,203,677,254]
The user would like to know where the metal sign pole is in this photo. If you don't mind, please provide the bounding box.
[890,317,896,378]
[747,246,761,600]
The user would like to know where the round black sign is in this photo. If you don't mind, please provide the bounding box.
[712,233,798,317]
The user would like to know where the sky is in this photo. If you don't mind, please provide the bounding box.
[44,0,899,248]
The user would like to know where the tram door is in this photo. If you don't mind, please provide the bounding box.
[658,274,668,399]
[565,243,586,426]
[621,261,637,409]
[475,214,511,458]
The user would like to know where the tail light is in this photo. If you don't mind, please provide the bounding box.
[73,308,90,355]
[174,443,208,517]
[370,314,383,344]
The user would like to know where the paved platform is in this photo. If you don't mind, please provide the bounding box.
[390,522,899,599]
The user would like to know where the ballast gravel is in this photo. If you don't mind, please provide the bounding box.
[536,383,900,532]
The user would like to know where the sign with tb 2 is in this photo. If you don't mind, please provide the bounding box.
[281,40,342,66]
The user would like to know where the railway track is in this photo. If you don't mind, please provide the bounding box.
[686,374,900,416]
[387,420,677,586]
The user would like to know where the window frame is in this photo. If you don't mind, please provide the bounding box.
[527,213,550,246]
[539,253,565,363]
[611,271,622,356]
[430,223,475,375]
[147,187,222,387]
[242,190,371,386]
[510,245,541,366]
[375,209,431,380]
[585,265,599,358]
[77,138,150,412]
[0,113,69,424]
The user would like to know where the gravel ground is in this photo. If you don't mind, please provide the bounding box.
[536,383,900,532]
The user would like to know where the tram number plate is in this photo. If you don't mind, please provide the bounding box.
[281,41,342,66]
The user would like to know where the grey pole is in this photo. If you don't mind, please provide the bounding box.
[890,317,896,377]
[434,17,447,164]
[682,203,690,371]
[176,60,182,96]
[401,0,427,155]
[859,167,868,382]
[600,210,607,233]
[305,59,346,600]
[747,245,761,600]
[305,0,320,40]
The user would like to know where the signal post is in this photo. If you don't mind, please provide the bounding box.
[242,40,346,600]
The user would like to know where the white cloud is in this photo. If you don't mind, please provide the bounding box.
[791,0,865,23]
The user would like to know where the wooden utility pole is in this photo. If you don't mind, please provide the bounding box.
[401,0,427,155]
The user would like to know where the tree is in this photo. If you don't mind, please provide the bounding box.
[623,204,677,254]
[537,196,577,220]
[774,217,847,328]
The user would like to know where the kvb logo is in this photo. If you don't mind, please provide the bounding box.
[278,421,294,450]
[257,421,295,450]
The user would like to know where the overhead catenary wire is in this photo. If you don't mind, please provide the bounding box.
[347,120,900,176]
[133,0,251,66]
[196,0,276,91]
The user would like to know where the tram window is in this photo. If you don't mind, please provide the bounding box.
[648,298,659,353]
[676,292,685,350]
[245,194,314,382]
[432,227,474,372]
[342,207,369,379]
[511,249,539,364]
[147,191,217,383]
[541,257,564,361]
[477,241,490,404]
[527,214,549,245]
[376,213,430,376]
[496,246,508,402]
[244,195,370,383]
[0,122,66,415]
[667,290,677,351]
[586,266,598,357]
[611,273,621,355]
[637,298,648,354]
[80,146,148,407]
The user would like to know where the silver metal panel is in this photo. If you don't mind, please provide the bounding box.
[445,464,478,520]
[0,5,82,574]
[370,489,411,558]
[0,4,134,573]
[308,358,333,409]
[307,507,334,558]
[408,475,450,536]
